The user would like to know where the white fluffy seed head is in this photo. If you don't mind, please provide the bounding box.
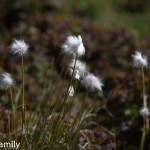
[69,69,80,80]
[68,86,74,97]
[140,107,149,118]
[10,39,29,56]
[132,51,148,68]
[69,59,87,80]
[81,73,104,92]
[0,73,14,89]
[62,35,85,57]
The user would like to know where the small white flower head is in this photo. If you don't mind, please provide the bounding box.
[81,73,104,92]
[69,59,87,80]
[10,39,29,56]
[68,86,74,97]
[140,107,149,118]
[132,51,148,68]
[0,73,14,89]
[62,35,85,57]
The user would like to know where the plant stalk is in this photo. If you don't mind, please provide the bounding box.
[9,88,17,139]
[140,66,147,150]
[21,56,25,134]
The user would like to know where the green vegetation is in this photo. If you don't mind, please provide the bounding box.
[65,0,150,35]
[0,0,150,149]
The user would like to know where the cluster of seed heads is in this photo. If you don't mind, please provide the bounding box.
[0,37,149,118]
[0,39,29,90]
[62,35,104,97]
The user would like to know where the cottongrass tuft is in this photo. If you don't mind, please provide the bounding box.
[69,59,87,80]
[62,35,85,57]
[0,72,14,89]
[140,107,150,118]
[132,51,148,68]
[68,86,74,97]
[81,73,103,92]
[10,39,29,56]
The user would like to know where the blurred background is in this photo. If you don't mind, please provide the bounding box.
[0,0,150,149]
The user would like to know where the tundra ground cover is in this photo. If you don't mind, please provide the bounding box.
[0,0,150,149]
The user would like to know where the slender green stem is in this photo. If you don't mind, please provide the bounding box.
[9,88,17,139]
[141,67,146,108]
[140,66,147,150]
[140,118,146,150]
[8,116,11,141]
[141,66,149,130]
[21,56,26,150]
[21,56,25,134]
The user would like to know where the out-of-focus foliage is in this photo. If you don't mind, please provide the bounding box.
[0,0,150,149]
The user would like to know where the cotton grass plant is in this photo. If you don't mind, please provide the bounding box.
[10,39,29,136]
[81,73,104,92]
[132,51,149,150]
[44,35,90,150]
[2,35,149,149]
[0,36,88,149]
[69,59,87,80]
[62,35,85,58]
[0,73,16,139]
[10,39,29,149]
